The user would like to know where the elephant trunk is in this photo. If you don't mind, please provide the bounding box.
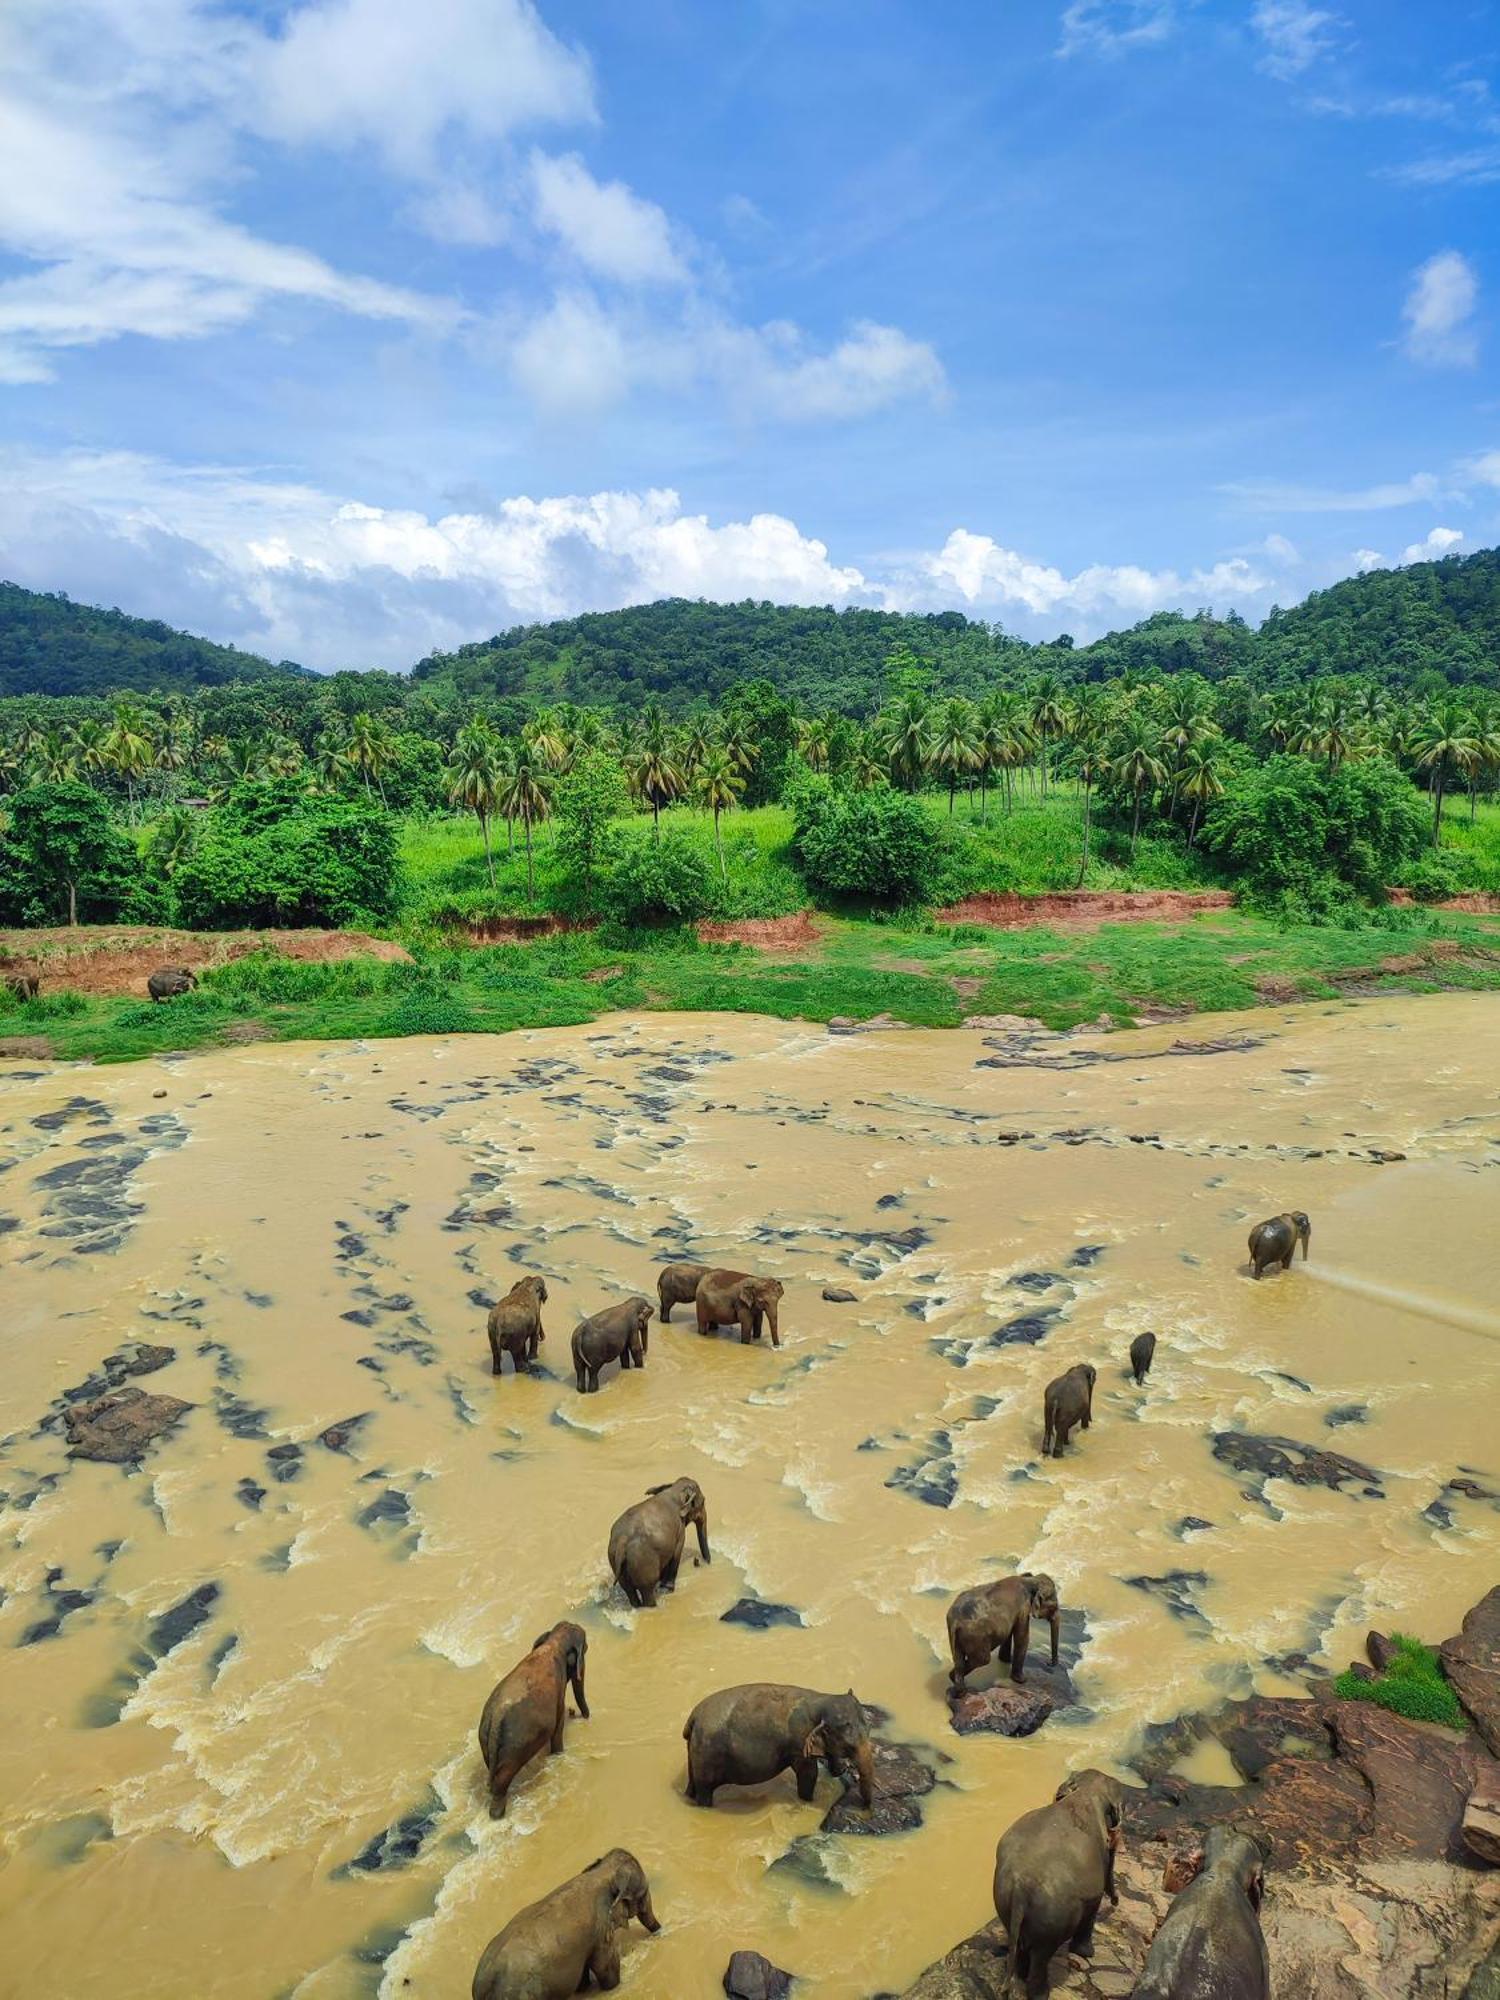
[571,1662,590,1719]
[1300,1222,1311,1259]
[853,1738,875,1810]
[636,1891,661,1934]
[765,1299,781,1348]
[1048,1610,1060,1668]
[693,1512,711,1564]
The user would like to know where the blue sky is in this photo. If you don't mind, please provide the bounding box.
[1,0,1498,670]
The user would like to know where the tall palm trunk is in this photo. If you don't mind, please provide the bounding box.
[1076,779,1092,887]
[713,806,726,880]
[524,813,535,897]
[1131,786,1143,857]
[1432,770,1445,848]
[480,810,495,888]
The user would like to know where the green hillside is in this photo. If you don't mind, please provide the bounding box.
[0,582,306,697]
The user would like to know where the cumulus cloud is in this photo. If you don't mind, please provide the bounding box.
[1251,2,1343,81]
[901,529,1273,624]
[1401,250,1480,368]
[1351,548,1384,571]
[1400,526,1463,564]
[1057,1,1185,59]
[530,152,687,285]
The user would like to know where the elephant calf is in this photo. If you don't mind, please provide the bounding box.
[1129,1331,1157,1385]
[571,1295,653,1393]
[608,1476,710,1607]
[1042,1363,1096,1458]
[471,1849,660,2000]
[147,966,197,1002]
[947,1572,1060,1690]
[487,1275,548,1377]
[657,1260,711,1323]
[1133,1826,1270,2000]
[684,1682,874,1811]
[477,1620,588,1819]
[993,1770,1124,1998]
[695,1268,784,1348]
[3,971,39,1000]
[1248,1209,1310,1279]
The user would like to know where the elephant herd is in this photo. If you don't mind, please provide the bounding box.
[469,1218,1307,1996]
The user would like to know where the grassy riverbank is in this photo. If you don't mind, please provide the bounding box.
[5,904,1499,1064]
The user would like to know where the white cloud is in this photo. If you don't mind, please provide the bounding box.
[1400,526,1464,564]
[508,292,631,417]
[1384,148,1500,189]
[404,184,511,248]
[1351,548,1384,571]
[710,318,947,423]
[905,528,1272,624]
[1057,1,1184,59]
[1463,450,1500,489]
[1401,250,1479,368]
[1251,2,1343,81]
[530,152,687,285]
[1223,472,1440,513]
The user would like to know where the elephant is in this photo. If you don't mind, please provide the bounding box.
[147,966,197,1002]
[1132,1826,1270,2000]
[477,1621,588,1820]
[488,1275,548,1377]
[1042,1363,1096,1458]
[947,1572,1060,1690]
[992,1769,1124,1998]
[683,1682,874,1811]
[657,1261,711,1323]
[471,1848,660,2000]
[571,1296,653,1393]
[1248,1210,1310,1279]
[3,970,39,1000]
[1129,1332,1157,1385]
[695,1268,784,1348]
[608,1477,710,1607]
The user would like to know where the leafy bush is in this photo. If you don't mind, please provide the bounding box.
[172,783,400,928]
[1204,755,1426,905]
[0,783,144,925]
[1332,1635,1466,1731]
[1396,852,1467,902]
[793,782,944,906]
[552,753,630,912]
[605,829,714,925]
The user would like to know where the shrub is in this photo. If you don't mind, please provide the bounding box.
[172,783,400,928]
[0,783,144,925]
[552,753,629,912]
[606,829,713,925]
[1332,1635,1466,1731]
[1204,755,1426,905]
[1397,852,1466,902]
[793,783,944,906]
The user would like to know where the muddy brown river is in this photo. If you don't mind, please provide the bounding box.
[2,999,1498,1998]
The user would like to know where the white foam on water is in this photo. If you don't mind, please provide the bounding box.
[780,1456,842,1524]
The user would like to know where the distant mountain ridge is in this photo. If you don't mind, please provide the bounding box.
[3,542,1499,704]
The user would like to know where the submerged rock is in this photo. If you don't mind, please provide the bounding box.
[724,1951,794,1998]
[63,1386,192,1463]
[821,1286,858,1303]
[721,1597,804,1632]
[1211,1431,1385,1500]
[820,1732,940,1836]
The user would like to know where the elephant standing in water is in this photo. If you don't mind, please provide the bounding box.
[471,1849,660,2000]
[992,1770,1124,1997]
[1042,1363,1096,1458]
[571,1296,653,1393]
[608,1477,710,1607]
[695,1268,784,1347]
[477,1621,588,1819]
[947,1573,1060,1690]
[1248,1210,1310,1279]
[683,1682,875,1811]
[1133,1826,1270,2000]
[657,1261,711,1322]
[487,1276,548,1377]
[1129,1332,1156,1385]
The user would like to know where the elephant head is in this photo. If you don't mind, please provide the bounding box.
[629,1296,653,1336]
[531,1276,549,1303]
[1183,1825,1266,1912]
[740,1276,784,1343]
[1288,1212,1311,1258]
[534,1620,588,1715]
[1055,1768,1124,1878]
[805,1691,874,1810]
[1023,1572,1062,1667]
[591,1849,661,1935]
[647,1477,711,1563]
[1079,1363,1097,1394]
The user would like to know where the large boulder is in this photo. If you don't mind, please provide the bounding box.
[1465,1764,1500,1868]
[63,1385,192,1463]
[820,1733,940,1836]
[1443,1588,1500,1758]
[947,1682,1054,1738]
[724,1950,794,1998]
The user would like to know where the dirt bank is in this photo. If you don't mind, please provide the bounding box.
[935,890,1238,928]
[1388,889,1500,913]
[0,926,409,997]
[697,911,823,950]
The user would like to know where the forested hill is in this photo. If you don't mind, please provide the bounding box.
[0,582,305,697]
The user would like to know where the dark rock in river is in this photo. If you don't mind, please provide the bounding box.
[724,1949,794,1998]
[63,1386,192,1463]
[821,1286,858,1303]
[265,1442,303,1483]
[988,1306,1062,1348]
[721,1597,804,1632]
[1125,1569,1213,1630]
[1441,1586,1500,1757]
[335,1788,443,1877]
[61,1343,176,1404]
[820,1732,940,1836]
[885,1434,957,1508]
[947,1681,1054,1738]
[318,1413,372,1454]
[1211,1430,1385,1500]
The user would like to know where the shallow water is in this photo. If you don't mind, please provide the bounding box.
[1,998,1497,1999]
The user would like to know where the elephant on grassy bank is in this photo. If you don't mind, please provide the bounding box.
[608,1477,710,1607]
[147,966,197,1002]
[3,970,39,1000]
[695,1268,784,1347]
[683,1682,874,1811]
[657,1261,711,1323]
[571,1296,653,1393]
[1042,1363,1096,1458]
[1248,1210,1310,1279]
[947,1573,1060,1690]
[1129,1332,1156,1385]
[487,1276,548,1377]
[477,1621,588,1820]
[1133,1826,1270,2000]
[992,1769,1124,1997]
[471,1849,660,2000]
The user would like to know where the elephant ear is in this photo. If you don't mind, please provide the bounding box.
[1247,1864,1264,1913]
[800,1727,827,1761]
[530,1628,555,1652]
[1162,1844,1204,1893]
[644,1482,670,1496]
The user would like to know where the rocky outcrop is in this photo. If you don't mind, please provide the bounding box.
[947,1682,1055,1738]
[1466,1765,1500,1868]
[63,1384,192,1463]
[724,1949,794,1997]
[1444,1588,1500,1758]
[821,1731,941,1836]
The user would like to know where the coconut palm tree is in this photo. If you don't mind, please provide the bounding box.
[794,714,832,774]
[498,741,553,897]
[628,708,686,839]
[1070,725,1109,887]
[524,709,569,773]
[679,716,716,781]
[346,711,396,805]
[1029,673,1068,799]
[1413,701,1480,848]
[847,728,888,791]
[1178,741,1225,848]
[105,701,155,820]
[446,719,504,887]
[696,746,744,879]
[1111,717,1169,857]
[881,690,933,792]
[929,697,981,816]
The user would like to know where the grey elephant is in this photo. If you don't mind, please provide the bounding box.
[1042,1363,1096,1457]
[657,1260,711,1323]
[487,1275,548,1377]
[683,1682,875,1811]
[571,1295,653,1393]
[477,1620,588,1820]
[147,966,197,1002]
[471,1848,660,2000]
[1132,1826,1270,2000]
[695,1268,784,1347]
[1248,1210,1310,1279]
[1129,1332,1156,1385]
[3,970,39,1000]
[608,1476,710,1607]
[947,1572,1060,1690]
[992,1769,1124,1997]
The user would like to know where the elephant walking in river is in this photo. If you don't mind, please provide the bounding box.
[487,1275,548,1377]
[992,1770,1124,1997]
[947,1573,1060,1690]
[571,1296,653,1393]
[657,1261,711,1322]
[1248,1210,1310,1279]
[608,1477,710,1607]
[683,1682,874,1811]
[477,1621,588,1820]
[695,1268,784,1347]
[1042,1363,1096,1458]
[471,1849,660,2000]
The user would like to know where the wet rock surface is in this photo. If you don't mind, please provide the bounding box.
[1444,1589,1500,1757]
[724,1949,794,1998]
[819,1730,942,1836]
[721,1596,805,1631]
[1210,1431,1385,1501]
[62,1385,192,1463]
[946,1681,1055,1738]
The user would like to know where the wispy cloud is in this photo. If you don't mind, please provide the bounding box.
[1057,1,1186,60]
[1251,2,1345,81]
[1401,250,1480,368]
[1222,473,1441,513]
[1384,148,1500,190]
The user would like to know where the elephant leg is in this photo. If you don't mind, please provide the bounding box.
[1010,1625,1030,1685]
[587,1936,622,1990]
[575,1364,587,1392]
[551,1695,566,1755]
[794,1757,819,1803]
[1071,1898,1102,1958]
[750,1305,764,1341]
[738,1311,754,1345]
[660,1553,680,1592]
[1282,1251,1293,1271]
[621,1576,642,1609]
[589,1366,601,1392]
[686,1752,715,1806]
[487,1761,517,1818]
